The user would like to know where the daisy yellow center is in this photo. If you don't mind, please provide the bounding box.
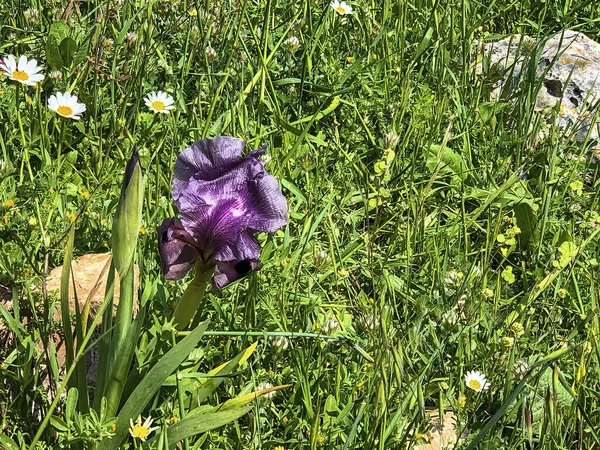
[468,379,482,390]
[12,70,29,81]
[131,424,150,439]
[151,100,165,111]
[57,105,73,116]
[335,5,347,13]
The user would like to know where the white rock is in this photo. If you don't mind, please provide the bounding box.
[480,30,600,143]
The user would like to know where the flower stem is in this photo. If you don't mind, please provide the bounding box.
[56,118,66,173]
[173,263,214,330]
[15,85,34,182]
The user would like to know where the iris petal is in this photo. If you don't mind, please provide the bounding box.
[213,259,263,290]
[176,146,287,260]
[173,136,246,200]
[157,218,198,280]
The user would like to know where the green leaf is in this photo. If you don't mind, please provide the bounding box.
[189,341,258,407]
[513,203,537,247]
[162,406,252,448]
[60,227,75,383]
[45,35,63,71]
[66,388,78,424]
[209,384,292,412]
[98,320,210,450]
[48,21,70,42]
[0,435,19,450]
[415,26,434,60]
[59,37,77,67]
[426,144,467,181]
[72,27,94,68]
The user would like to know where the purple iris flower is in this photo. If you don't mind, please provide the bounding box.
[158,137,288,290]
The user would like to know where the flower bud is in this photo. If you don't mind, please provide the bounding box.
[112,147,144,277]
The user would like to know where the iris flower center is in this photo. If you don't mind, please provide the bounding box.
[131,425,150,439]
[151,100,165,111]
[12,70,29,81]
[468,379,481,390]
[57,105,73,117]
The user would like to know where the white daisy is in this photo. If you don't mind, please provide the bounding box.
[129,415,158,442]
[144,91,175,114]
[48,92,86,120]
[330,0,353,15]
[464,370,490,392]
[0,55,45,86]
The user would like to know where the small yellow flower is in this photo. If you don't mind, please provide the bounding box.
[188,8,197,16]
[111,423,116,431]
[346,56,354,63]
[69,213,77,222]
[356,381,365,390]
[273,446,286,450]
[570,180,584,196]
[26,96,32,104]
[5,199,14,207]
[510,322,525,336]
[317,436,325,445]
[139,226,146,234]
[169,415,178,423]
[3,215,8,224]
[129,415,158,442]
[282,416,288,424]
[268,369,275,376]
[81,191,89,199]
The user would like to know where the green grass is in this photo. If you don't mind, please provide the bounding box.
[2,0,600,448]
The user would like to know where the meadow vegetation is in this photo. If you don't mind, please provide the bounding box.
[1,0,600,448]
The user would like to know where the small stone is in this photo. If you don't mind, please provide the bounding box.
[414,411,463,450]
[44,252,139,323]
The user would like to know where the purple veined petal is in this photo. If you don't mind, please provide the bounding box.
[177,159,287,261]
[213,259,263,290]
[173,137,247,201]
[243,166,288,232]
[157,218,198,280]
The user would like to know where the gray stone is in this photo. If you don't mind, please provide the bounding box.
[480,30,600,143]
